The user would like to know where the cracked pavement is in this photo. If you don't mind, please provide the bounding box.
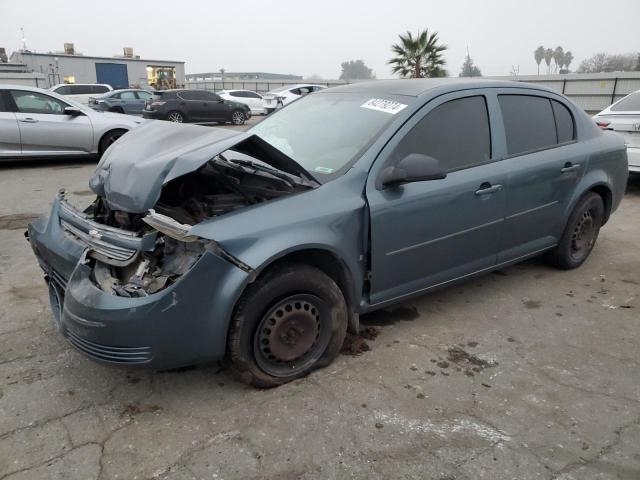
[0,140,639,478]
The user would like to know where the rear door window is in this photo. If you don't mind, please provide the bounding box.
[119,91,137,100]
[392,95,491,171]
[92,85,110,94]
[499,95,557,155]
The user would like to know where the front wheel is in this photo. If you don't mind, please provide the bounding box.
[228,264,348,388]
[231,110,246,125]
[547,192,604,269]
[99,129,127,157]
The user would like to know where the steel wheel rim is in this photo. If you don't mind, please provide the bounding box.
[168,112,183,123]
[570,209,596,260]
[253,294,332,377]
[232,111,244,124]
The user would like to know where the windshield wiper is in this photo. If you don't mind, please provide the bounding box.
[223,156,306,188]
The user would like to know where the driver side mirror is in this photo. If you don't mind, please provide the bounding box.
[379,153,447,188]
[63,106,83,116]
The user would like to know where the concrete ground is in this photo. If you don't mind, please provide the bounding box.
[0,122,639,479]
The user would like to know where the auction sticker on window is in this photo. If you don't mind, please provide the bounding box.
[361,98,408,114]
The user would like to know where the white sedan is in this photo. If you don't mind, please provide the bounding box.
[261,84,327,113]
[594,89,640,172]
[218,89,265,115]
[0,84,144,160]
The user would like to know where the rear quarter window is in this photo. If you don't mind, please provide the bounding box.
[611,91,640,112]
[552,100,575,143]
[499,95,558,155]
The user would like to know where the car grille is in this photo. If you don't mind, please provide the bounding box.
[65,329,152,364]
[61,220,137,263]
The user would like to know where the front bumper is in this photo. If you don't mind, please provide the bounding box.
[27,197,250,369]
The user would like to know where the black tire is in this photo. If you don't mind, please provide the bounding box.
[231,110,246,125]
[228,264,348,388]
[548,192,604,270]
[167,111,185,123]
[109,107,125,114]
[99,129,127,157]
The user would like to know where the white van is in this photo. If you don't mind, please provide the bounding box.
[49,84,113,105]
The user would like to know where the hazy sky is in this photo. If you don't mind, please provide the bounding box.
[2,0,638,78]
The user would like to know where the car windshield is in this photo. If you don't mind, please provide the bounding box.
[249,93,411,179]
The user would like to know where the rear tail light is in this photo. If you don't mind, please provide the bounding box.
[596,120,611,130]
[150,101,166,107]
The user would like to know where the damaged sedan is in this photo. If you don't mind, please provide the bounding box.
[28,79,628,387]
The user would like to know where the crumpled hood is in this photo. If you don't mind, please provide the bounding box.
[89,120,315,213]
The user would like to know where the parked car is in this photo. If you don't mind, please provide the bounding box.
[142,89,250,125]
[218,89,265,115]
[49,83,113,105]
[27,79,627,387]
[0,84,144,160]
[262,84,326,113]
[593,89,640,173]
[89,89,153,115]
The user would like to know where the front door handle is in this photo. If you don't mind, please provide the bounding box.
[561,163,580,173]
[19,118,38,123]
[475,183,503,196]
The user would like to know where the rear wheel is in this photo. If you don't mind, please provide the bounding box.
[109,106,125,114]
[228,264,348,388]
[548,192,604,269]
[99,129,127,157]
[167,111,185,123]
[231,110,246,125]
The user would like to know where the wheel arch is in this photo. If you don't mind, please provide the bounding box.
[237,247,361,334]
[588,183,613,224]
[98,128,128,156]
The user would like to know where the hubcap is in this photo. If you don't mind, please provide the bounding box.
[107,134,121,146]
[570,209,595,259]
[254,294,332,377]
[232,112,244,124]
[169,112,183,123]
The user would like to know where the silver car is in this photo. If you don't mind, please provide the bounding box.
[593,89,640,173]
[0,85,144,160]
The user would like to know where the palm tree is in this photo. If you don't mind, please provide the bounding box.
[563,51,574,72]
[544,48,553,74]
[534,46,545,75]
[553,46,565,73]
[388,29,447,78]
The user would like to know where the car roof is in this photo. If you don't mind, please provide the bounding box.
[323,78,556,97]
[50,83,112,88]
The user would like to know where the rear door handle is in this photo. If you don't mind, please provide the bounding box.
[475,183,503,196]
[561,163,580,173]
[19,118,38,123]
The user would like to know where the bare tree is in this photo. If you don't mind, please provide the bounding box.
[578,52,639,73]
